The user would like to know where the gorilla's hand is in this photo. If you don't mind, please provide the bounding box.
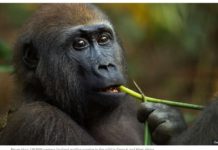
[137,102,187,144]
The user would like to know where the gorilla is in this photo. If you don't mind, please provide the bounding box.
[0,4,187,145]
[170,98,218,145]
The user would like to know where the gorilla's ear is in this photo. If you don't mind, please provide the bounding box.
[22,42,39,69]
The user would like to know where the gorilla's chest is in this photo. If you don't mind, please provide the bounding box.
[88,115,144,145]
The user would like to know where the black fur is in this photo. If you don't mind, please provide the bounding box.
[0,4,144,145]
[170,100,218,145]
[0,4,187,145]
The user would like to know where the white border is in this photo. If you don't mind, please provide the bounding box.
[0,146,218,150]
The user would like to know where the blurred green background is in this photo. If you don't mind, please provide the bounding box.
[0,4,218,122]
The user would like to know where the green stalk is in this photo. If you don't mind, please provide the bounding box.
[138,88,152,145]
[119,85,203,145]
[119,85,203,110]
[142,94,152,145]
[144,122,151,145]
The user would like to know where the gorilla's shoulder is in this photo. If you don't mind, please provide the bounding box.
[0,101,86,145]
[9,101,71,125]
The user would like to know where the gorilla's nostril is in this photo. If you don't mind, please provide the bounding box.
[98,64,115,71]
[108,63,115,68]
[98,65,108,70]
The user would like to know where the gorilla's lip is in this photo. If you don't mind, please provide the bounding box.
[97,85,121,94]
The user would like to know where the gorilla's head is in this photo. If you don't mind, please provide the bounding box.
[13,4,127,124]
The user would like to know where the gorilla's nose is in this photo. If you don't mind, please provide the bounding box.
[92,62,125,85]
[97,63,117,76]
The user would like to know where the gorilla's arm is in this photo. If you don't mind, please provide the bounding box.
[0,101,98,145]
[170,100,218,145]
[137,102,187,144]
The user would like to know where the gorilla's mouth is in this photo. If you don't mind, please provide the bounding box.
[99,85,121,93]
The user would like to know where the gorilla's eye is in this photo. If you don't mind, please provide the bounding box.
[97,33,111,46]
[73,38,89,50]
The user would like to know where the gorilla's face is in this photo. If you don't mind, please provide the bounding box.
[15,4,127,123]
[61,22,127,108]
[32,22,127,122]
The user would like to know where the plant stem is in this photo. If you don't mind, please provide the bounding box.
[144,122,152,145]
[119,85,204,110]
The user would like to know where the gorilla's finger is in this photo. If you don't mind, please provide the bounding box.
[137,102,155,123]
[147,110,168,131]
[152,121,173,144]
